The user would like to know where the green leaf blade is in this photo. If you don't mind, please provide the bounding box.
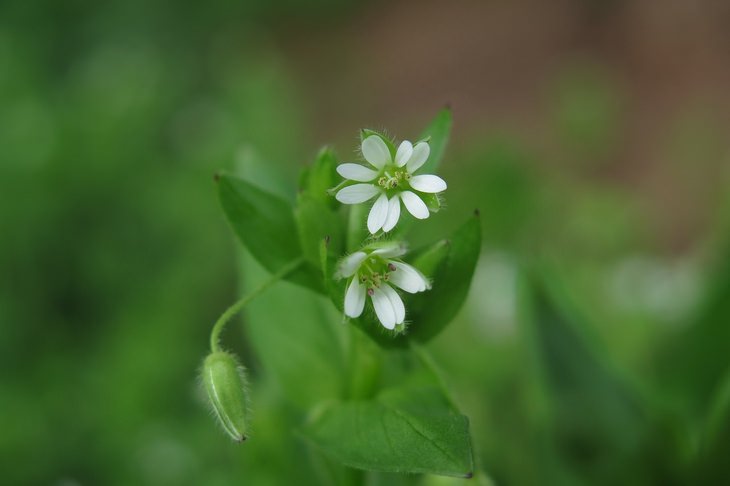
[409,213,482,342]
[301,385,474,478]
[217,172,322,292]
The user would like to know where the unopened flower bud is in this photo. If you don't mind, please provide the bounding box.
[201,351,250,442]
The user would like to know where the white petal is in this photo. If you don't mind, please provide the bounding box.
[361,135,391,169]
[409,174,447,193]
[371,288,396,329]
[381,284,405,324]
[337,163,379,182]
[336,184,379,204]
[389,261,430,293]
[394,140,413,167]
[344,278,366,318]
[371,242,407,258]
[406,142,430,173]
[400,191,430,219]
[338,251,367,278]
[367,193,389,234]
[381,196,401,232]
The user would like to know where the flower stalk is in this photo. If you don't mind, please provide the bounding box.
[209,257,304,352]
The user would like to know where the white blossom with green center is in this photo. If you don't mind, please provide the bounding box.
[335,135,448,234]
[336,243,430,330]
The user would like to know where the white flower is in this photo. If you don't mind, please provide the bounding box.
[335,135,447,234]
[336,243,431,330]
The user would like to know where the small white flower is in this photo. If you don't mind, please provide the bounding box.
[335,135,447,234]
[336,243,431,330]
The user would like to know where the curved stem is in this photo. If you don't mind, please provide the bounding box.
[210,258,304,353]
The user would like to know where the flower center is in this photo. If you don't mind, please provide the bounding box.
[358,256,397,294]
[377,166,411,190]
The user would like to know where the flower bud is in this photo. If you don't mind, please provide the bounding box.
[201,351,250,442]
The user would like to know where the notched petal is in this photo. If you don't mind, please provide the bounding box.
[335,184,380,204]
[409,174,447,193]
[361,135,391,169]
[337,163,379,182]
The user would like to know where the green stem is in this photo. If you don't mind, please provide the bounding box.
[210,258,304,353]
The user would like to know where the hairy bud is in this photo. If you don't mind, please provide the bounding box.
[201,351,249,442]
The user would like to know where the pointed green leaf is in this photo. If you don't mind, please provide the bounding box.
[408,213,482,342]
[217,172,321,292]
[693,370,730,484]
[661,238,730,409]
[527,269,652,483]
[301,384,474,478]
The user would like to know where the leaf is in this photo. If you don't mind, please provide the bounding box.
[693,370,730,484]
[217,172,322,292]
[408,213,482,342]
[409,239,451,279]
[418,108,452,175]
[527,269,652,483]
[660,238,730,410]
[300,384,474,478]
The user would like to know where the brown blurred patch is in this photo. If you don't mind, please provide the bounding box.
[279,0,730,253]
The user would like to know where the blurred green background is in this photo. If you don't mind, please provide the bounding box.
[2,0,729,484]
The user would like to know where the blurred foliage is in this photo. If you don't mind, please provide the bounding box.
[2,0,730,484]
